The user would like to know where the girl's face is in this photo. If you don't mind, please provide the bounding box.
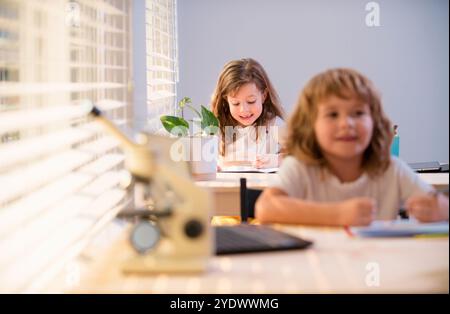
[227,82,265,126]
[314,95,373,163]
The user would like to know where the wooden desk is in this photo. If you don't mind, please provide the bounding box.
[43,220,449,293]
[197,172,449,216]
[196,173,274,216]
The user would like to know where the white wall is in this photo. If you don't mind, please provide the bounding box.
[176,0,449,163]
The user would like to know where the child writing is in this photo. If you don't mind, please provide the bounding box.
[256,68,449,226]
[211,58,285,170]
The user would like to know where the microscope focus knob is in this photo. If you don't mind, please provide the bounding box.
[184,219,204,238]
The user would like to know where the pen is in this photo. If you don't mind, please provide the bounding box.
[398,208,409,220]
[344,226,354,237]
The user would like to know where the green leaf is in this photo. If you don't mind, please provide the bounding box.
[178,97,192,108]
[200,105,219,135]
[160,115,189,136]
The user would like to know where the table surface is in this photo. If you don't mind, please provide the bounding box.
[43,220,449,293]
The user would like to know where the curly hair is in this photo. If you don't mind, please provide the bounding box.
[210,58,284,156]
[285,68,393,176]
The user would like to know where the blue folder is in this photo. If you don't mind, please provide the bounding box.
[351,220,449,238]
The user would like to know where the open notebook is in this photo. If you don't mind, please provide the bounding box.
[351,220,449,237]
[219,166,278,173]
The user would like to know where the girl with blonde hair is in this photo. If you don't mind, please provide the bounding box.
[256,68,448,226]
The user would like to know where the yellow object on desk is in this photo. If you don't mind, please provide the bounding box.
[211,216,241,226]
[414,234,449,239]
[211,216,260,226]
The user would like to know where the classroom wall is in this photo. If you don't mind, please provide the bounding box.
[176,0,449,163]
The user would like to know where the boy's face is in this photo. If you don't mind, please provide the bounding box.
[314,95,373,163]
[227,82,265,127]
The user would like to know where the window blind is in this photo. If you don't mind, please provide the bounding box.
[0,0,132,292]
[145,0,178,132]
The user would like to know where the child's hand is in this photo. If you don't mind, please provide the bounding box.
[252,155,270,169]
[337,197,378,226]
[405,192,449,222]
[252,154,278,169]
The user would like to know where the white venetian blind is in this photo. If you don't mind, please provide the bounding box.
[0,0,132,292]
[145,0,178,132]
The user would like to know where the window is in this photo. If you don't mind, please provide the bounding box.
[133,0,178,133]
[0,0,132,292]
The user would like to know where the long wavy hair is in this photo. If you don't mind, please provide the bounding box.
[285,68,393,176]
[211,58,284,156]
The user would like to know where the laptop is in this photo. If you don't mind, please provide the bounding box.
[215,224,312,255]
[408,161,442,173]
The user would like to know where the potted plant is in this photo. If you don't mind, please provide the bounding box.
[160,97,219,180]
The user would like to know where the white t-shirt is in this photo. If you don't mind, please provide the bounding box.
[219,117,284,167]
[271,156,433,220]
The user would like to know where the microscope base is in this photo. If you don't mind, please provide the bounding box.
[122,255,209,274]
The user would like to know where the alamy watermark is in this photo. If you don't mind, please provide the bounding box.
[365,2,381,27]
[365,262,380,287]
[168,124,281,162]
[65,261,80,288]
[65,1,81,28]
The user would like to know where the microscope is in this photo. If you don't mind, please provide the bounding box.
[89,106,213,273]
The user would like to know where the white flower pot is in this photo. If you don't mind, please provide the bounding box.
[169,135,218,180]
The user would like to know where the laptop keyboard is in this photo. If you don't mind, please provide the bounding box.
[215,224,312,255]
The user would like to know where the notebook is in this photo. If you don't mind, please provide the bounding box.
[215,224,312,255]
[351,220,449,238]
[219,166,278,173]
